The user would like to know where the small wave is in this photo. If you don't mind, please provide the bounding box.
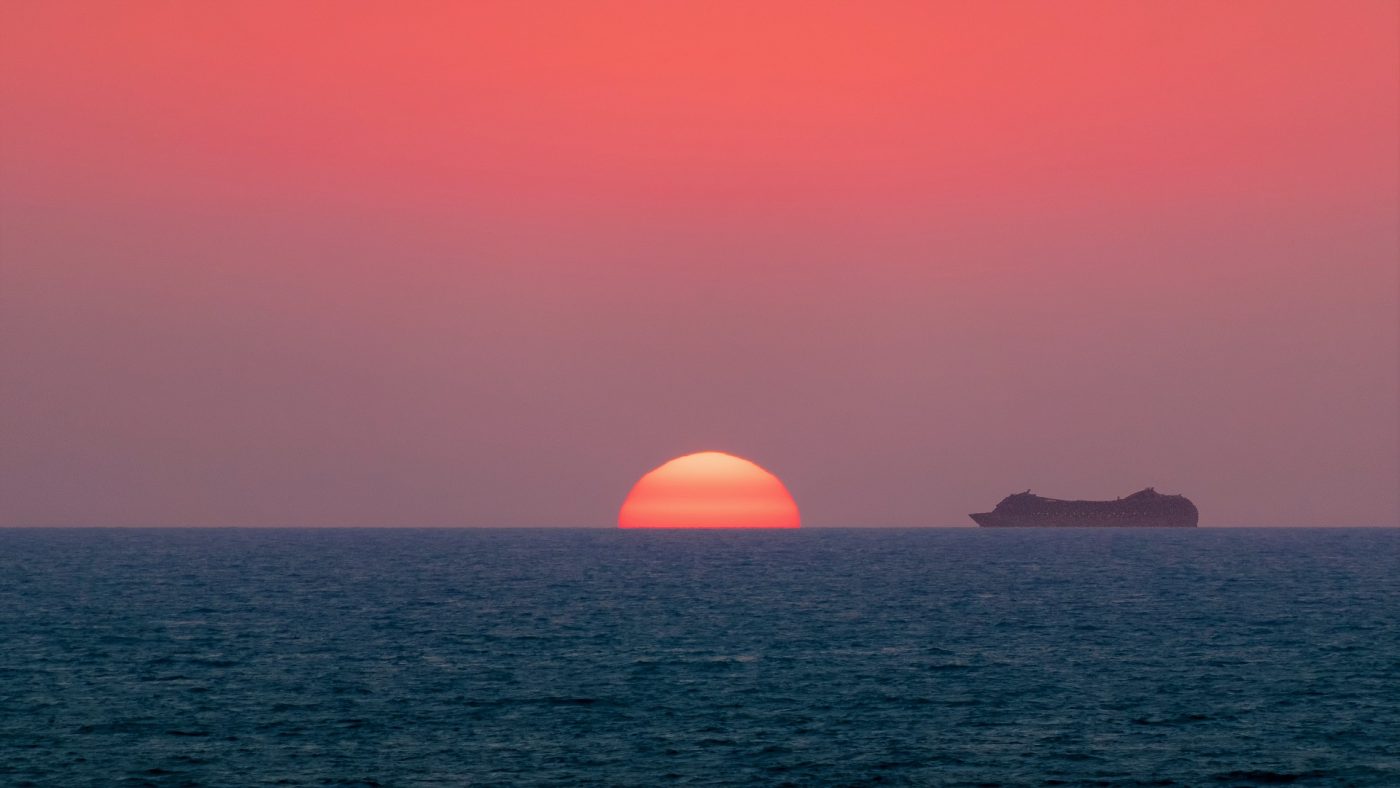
[185,658,239,668]
[1211,770,1328,784]
[1132,713,1215,726]
[1051,752,1104,762]
[139,673,191,682]
[545,697,602,706]
[459,696,614,707]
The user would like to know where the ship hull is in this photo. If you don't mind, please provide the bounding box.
[970,512,1197,528]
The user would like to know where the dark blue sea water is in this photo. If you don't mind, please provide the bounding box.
[1,528,1397,787]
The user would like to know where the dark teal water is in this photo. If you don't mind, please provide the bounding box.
[1,528,1397,786]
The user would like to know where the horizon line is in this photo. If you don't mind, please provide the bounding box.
[1,524,1396,530]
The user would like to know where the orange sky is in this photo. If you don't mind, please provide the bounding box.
[3,3,1393,215]
[2,1,1396,525]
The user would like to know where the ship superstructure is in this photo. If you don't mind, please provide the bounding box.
[970,488,1198,527]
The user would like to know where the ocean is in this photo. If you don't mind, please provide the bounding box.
[1,528,1396,786]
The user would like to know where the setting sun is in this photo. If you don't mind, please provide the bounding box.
[618,452,800,529]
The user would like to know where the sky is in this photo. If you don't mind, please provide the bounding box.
[1,0,1397,527]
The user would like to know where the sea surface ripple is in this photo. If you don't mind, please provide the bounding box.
[1,528,1397,786]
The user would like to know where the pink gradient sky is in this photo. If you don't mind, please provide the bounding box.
[2,1,1396,526]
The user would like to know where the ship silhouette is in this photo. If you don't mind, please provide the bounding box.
[970,488,1198,527]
